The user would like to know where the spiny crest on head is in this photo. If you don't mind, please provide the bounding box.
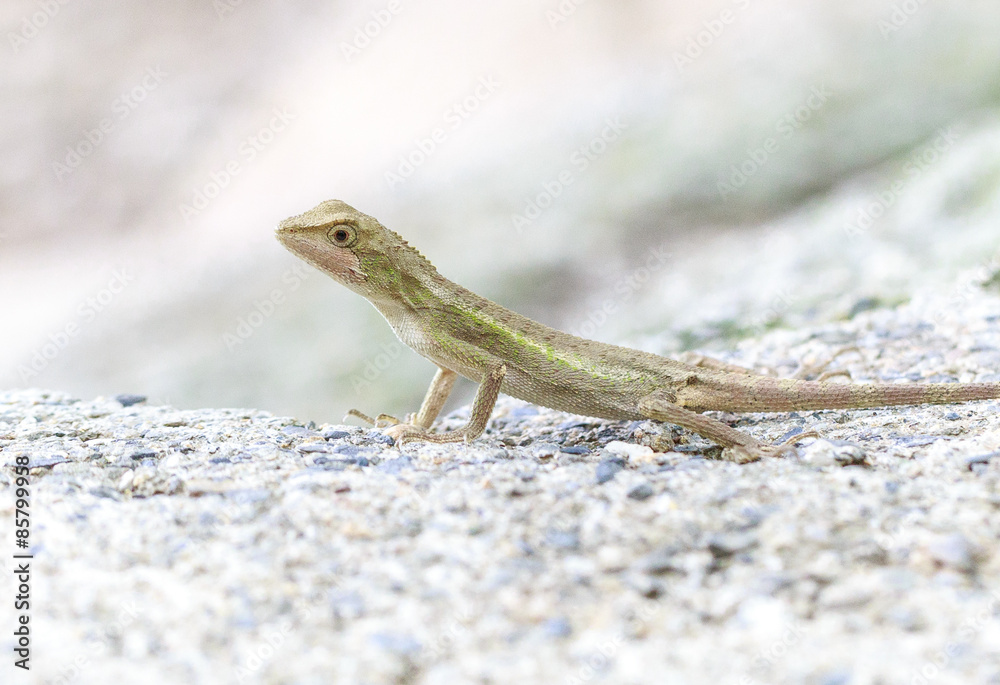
[381,226,438,272]
[289,199,439,272]
[359,212,437,273]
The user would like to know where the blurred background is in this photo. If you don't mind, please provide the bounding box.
[3,0,1000,424]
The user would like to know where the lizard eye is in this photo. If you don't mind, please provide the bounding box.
[327,224,357,247]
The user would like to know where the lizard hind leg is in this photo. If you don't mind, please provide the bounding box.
[637,390,816,463]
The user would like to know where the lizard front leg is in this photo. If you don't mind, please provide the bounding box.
[413,367,458,428]
[386,362,507,445]
[637,390,815,463]
[347,366,457,428]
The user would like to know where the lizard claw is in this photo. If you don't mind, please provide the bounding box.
[721,429,821,464]
[384,422,474,445]
[345,408,376,426]
[383,422,427,444]
[346,409,403,427]
[792,346,860,380]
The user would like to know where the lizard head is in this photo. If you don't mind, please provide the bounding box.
[276,199,438,304]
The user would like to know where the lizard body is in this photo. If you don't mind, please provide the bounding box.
[277,200,1000,459]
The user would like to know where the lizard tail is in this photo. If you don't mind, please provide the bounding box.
[684,376,1000,413]
[790,379,1000,411]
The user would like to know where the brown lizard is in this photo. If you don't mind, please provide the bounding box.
[276,199,1000,460]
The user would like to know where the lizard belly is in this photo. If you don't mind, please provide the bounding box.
[498,364,646,421]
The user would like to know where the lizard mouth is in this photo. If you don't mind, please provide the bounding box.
[275,228,366,284]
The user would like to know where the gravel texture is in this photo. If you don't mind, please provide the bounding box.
[3,288,1000,685]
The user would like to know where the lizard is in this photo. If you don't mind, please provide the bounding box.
[276,199,1000,461]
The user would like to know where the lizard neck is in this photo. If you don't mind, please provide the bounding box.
[366,263,455,333]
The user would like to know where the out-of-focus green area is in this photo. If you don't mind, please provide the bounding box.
[3,0,1000,423]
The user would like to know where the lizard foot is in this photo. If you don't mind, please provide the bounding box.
[721,429,821,464]
[792,346,860,380]
[677,352,773,376]
[346,409,403,427]
[383,422,471,445]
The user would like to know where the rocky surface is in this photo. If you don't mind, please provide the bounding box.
[3,286,1000,684]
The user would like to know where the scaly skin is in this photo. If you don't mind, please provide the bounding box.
[276,199,1000,460]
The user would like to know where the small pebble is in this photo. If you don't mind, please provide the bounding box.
[595,456,626,484]
[485,447,512,460]
[707,532,758,558]
[604,440,655,464]
[893,436,938,448]
[545,530,580,550]
[282,425,315,437]
[309,458,349,471]
[848,296,879,318]
[964,451,998,470]
[557,419,592,430]
[541,617,572,638]
[530,442,560,459]
[298,443,335,454]
[626,483,655,500]
[819,669,852,685]
[927,533,978,572]
[369,632,421,655]
[366,431,395,446]
[377,456,413,474]
[623,573,665,599]
[28,455,70,469]
[114,394,147,407]
[509,405,540,419]
[635,548,682,575]
[777,427,808,444]
[332,444,363,457]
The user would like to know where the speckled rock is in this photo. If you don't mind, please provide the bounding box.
[3,289,1000,684]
